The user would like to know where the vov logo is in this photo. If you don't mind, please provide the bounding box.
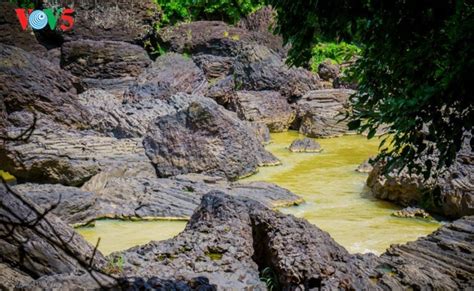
[13,4,75,31]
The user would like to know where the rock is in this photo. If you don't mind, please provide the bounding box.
[61,40,152,91]
[144,95,279,180]
[0,184,106,279]
[392,207,431,219]
[124,53,207,102]
[157,21,284,57]
[0,263,33,290]
[356,158,374,173]
[233,44,322,98]
[296,89,354,138]
[0,44,89,128]
[0,2,47,56]
[318,60,340,81]
[228,91,295,132]
[288,138,322,153]
[0,128,150,186]
[13,183,98,226]
[250,121,271,144]
[206,75,236,106]
[192,54,234,80]
[237,6,277,33]
[367,136,473,219]
[63,0,159,44]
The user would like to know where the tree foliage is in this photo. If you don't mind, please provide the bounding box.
[309,41,360,71]
[268,0,473,177]
[155,0,264,26]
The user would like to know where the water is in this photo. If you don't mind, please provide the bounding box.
[244,131,441,254]
[77,132,440,255]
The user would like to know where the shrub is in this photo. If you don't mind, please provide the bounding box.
[310,41,361,72]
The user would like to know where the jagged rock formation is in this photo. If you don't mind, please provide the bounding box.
[228,90,295,132]
[144,97,279,180]
[367,136,473,219]
[296,89,354,138]
[61,40,152,91]
[124,53,208,102]
[14,172,302,226]
[288,138,322,153]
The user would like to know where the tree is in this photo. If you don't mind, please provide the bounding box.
[267,0,473,178]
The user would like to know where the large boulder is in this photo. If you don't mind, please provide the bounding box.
[237,6,277,33]
[296,89,354,138]
[124,53,207,102]
[228,90,295,132]
[0,128,150,186]
[0,44,89,128]
[144,95,279,180]
[63,0,159,44]
[367,137,474,219]
[192,54,234,80]
[157,21,284,57]
[233,44,322,99]
[61,40,152,91]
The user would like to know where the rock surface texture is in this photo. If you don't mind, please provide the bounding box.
[368,136,473,219]
[288,138,322,153]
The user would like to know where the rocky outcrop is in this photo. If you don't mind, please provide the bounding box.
[392,207,431,219]
[367,136,473,219]
[63,0,159,44]
[288,138,322,153]
[0,128,149,186]
[237,6,277,33]
[296,89,354,138]
[0,44,88,128]
[124,53,207,102]
[61,40,152,91]
[157,21,284,57]
[228,90,295,132]
[144,97,279,180]
[318,60,340,81]
[0,184,106,279]
[233,44,322,98]
[192,54,234,80]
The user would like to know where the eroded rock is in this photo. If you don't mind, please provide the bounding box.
[288,138,322,153]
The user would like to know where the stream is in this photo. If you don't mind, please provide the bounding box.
[77,132,441,255]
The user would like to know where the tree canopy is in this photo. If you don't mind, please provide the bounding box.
[268,0,473,177]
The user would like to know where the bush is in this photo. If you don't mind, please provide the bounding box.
[309,41,361,72]
[155,0,265,27]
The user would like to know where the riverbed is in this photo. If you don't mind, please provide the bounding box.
[77,132,441,255]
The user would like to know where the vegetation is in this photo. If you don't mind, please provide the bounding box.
[309,41,360,72]
[154,0,264,26]
[268,0,473,178]
[260,267,280,291]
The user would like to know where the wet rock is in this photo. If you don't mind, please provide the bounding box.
[0,184,106,279]
[124,53,207,102]
[228,91,295,132]
[367,136,473,219]
[233,44,322,98]
[144,96,279,180]
[157,21,284,57]
[318,60,340,81]
[192,54,234,80]
[356,158,374,173]
[61,40,152,91]
[63,0,159,44]
[288,138,322,153]
[0,44,89,128]
[0,128,149,186]
[296,89,354,138]
[392,207,431,219]
[0,2,47,56]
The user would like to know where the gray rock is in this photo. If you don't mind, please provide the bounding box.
[288,138,322,153]
[124,53,207,102]
[356,158,374,173]
[296,89,354,138]
[367,136,473,219]
[392,207,431,219]
[61,40,152,91]
[144,96,279,180]
[0,263,33,290]
[206,75,236,106]
[318,60,340,81]
[229,91,295,132]
[237,6,277,33]
[192,54,235,80]
[233,44,322,98]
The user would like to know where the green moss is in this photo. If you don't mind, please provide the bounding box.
[0,170,16,184]
[205,252,223,261]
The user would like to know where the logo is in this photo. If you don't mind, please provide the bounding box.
[11,1,75,32]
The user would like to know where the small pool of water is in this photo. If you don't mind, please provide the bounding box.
[244,131,441,254]
[77,132,441,255]
[77,220,186,255]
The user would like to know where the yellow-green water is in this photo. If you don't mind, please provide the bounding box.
[77,132,441,255]
[245,131,441,254]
